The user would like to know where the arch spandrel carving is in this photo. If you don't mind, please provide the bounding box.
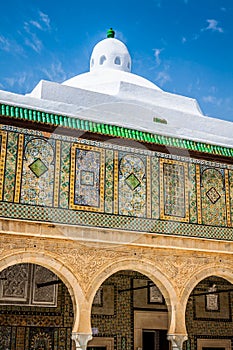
[1,233,233,300]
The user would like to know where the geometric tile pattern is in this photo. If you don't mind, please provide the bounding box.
[151,156,160,219]
[160,159,189,222]
[104,149,114,214]
[0,124,232,240]
[206,186,221,204]
[0,260,74,349]
[189,163,198,224]
[118,153,147,217]
[70,144,105,212]
[125,173,141,190]
[80,170,95,186]
[29,158,48,178]
[201,168,226,227]
[163,162,185,217]
[20,137,55,207]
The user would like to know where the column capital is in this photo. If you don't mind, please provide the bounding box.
[167,334,188,350]
[71,332,92,350]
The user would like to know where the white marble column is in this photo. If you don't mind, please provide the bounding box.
[167,334,188,350]
[71,333,92,350]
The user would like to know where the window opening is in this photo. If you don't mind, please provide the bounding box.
[114,56,121,65]
[99,55,106,65]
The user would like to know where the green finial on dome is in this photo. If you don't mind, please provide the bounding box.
[107,28,115,38]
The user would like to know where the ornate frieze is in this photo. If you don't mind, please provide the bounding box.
[0,124,232,240]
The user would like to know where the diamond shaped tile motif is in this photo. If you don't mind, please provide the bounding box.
[125,173,141,190]
[29,158,48,178]
[206,186,221,204]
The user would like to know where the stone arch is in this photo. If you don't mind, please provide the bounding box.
[85,258,180,335]
[181,263,233,308]
[0,251,85,332]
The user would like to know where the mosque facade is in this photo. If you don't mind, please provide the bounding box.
[0,29,233,350]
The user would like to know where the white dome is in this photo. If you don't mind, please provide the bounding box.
[62,29,162,94]
[90,37,131,72]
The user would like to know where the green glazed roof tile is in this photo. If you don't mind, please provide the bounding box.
[0,103,232,159]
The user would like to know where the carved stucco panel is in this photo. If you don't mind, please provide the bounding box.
[1,234,233,298]
[139,249,233,296]
[46,245,127,292]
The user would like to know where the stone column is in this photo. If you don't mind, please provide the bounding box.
[71,333,92,350]
[167,334,188,350]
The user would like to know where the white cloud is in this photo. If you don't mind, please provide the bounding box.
[3,71,34,91]
[0,35,11,52]
[29,20,43,30]
[153,48,164,66]
[25,11,51,32]
[24,32,43,53]
[0,35,24,55]
[202,95,222,106]
[155,65,171,86]
[38,11,51,30]
[41,61,67,82]
[22,10,52,53]
[0,9,51,57]
[202,19,223,33]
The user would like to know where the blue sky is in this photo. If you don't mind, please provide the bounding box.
[0,0,232,122]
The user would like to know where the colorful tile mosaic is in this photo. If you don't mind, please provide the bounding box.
[0,123,232,241]
[185,276,233,350]
[105,149,114,214]
[70,143,105,212]
[59,141,71,208]
[3,132,18,202]
[151,156,160,219]
[0,263,74,350]
[118,152,147,217]
[189,163,198,224]
[20,137,55,207]
[160,159,189,222]
[200,168,227,227]
[0,131,7,201]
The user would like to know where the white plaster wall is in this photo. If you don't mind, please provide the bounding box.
[0,77,233,148]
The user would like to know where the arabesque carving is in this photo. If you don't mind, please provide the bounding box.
[1,233,233,298]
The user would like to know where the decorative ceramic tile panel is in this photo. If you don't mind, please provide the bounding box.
[151,156,160,219]
[0,124,232,240]
[0,264,30,303]
[189,163,198,223]
[3,132,18,202]
[30,328,53,349]
[229,170,233,225]
[118,152,147,217]
[0,326,11,349]
[0,264,58,307]
[160,159,189,222]
[32,265,58,306]
[200,168,226,226]
[0,261,73,349]
[20,137,55,207]
[105,149,114,213]
[224,170,231,227]
[59,141,71,208]
[0,131,7,201]
[70,143,105,212]
[14,134,24,203]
